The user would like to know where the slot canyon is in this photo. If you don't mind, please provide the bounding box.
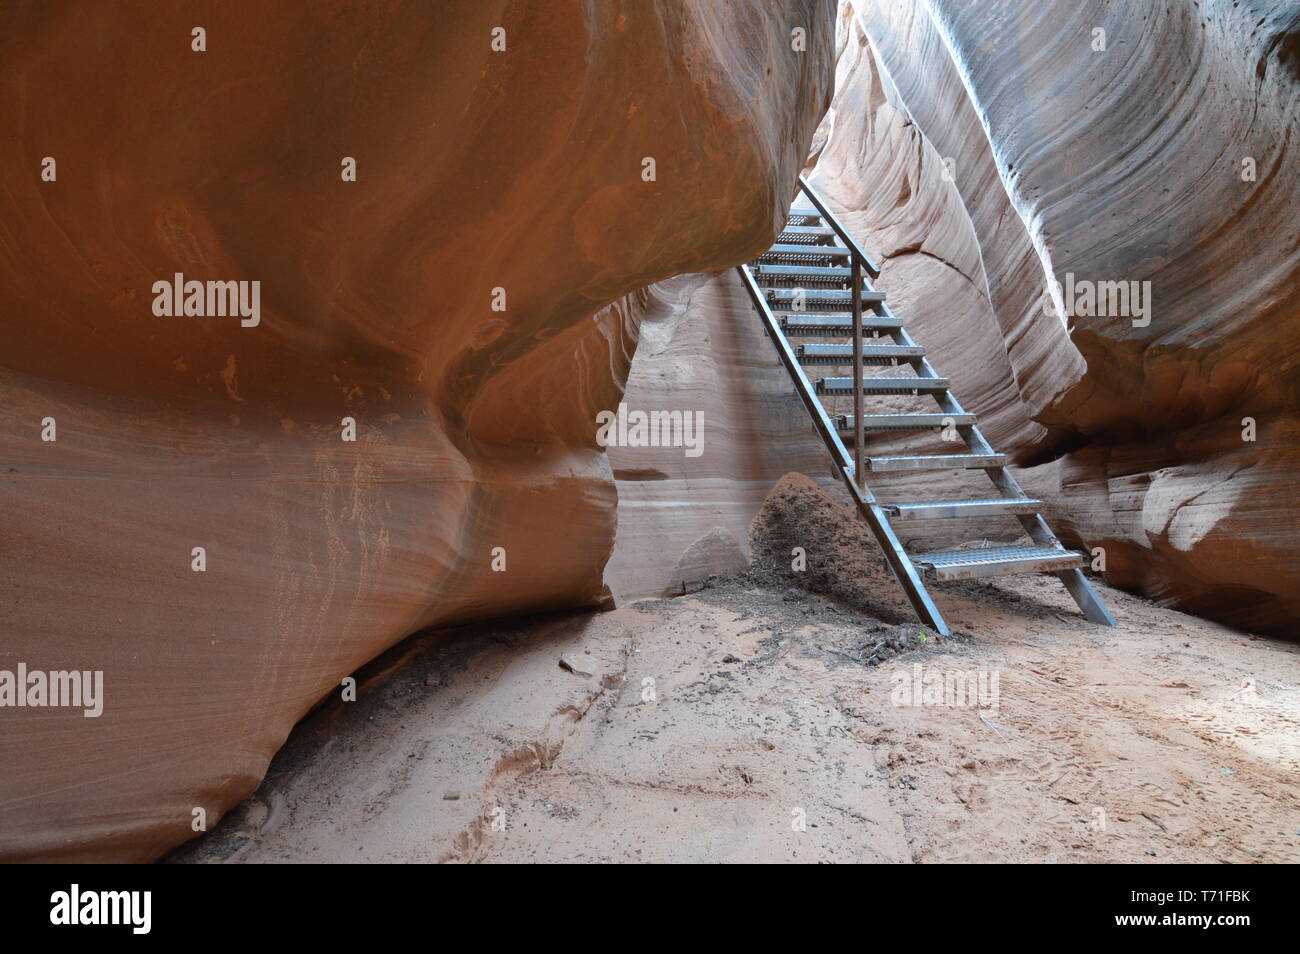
[1,0,1296,865]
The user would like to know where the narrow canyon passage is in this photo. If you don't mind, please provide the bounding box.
[1,0,1296,870]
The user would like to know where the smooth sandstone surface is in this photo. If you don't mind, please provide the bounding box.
[0,1,836,861]
[602,271,834,601]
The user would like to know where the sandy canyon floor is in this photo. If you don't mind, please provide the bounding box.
[171,479,1300,864]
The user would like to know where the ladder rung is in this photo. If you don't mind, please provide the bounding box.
[798,343,923,365]
[779,314,903,335]
[779,224,836,237]
[753,264,852,279]
[865,453,1008,471]
[911,545,1086,581]
[838,413,976,432]
[884,498,1044,520]
[766,289,886,309]
[776,225,839,244]
[759,243,852,261]
[818,376,950,395]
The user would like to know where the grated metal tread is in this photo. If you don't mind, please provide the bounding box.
[765,287,885,303]
[757,244,852,262]
[865,453,1008,471]
[779,314,903,335]
[752,264,853,279]
[765,293,887,315]
[797,343,924,366]
[818,376,950,395]
[838,413,975,431]
[886,498,1045,520]
[912,545,1086,581]
[777,225,839,244]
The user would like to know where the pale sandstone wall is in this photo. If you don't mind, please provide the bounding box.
[603,272,834,601]
[820,0,1300,633]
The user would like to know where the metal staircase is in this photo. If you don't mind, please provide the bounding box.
[738,176,1115,637]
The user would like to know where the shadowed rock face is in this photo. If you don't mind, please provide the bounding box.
[807,0,1300,634]
[0,1,835,861]
[602,271,838,601]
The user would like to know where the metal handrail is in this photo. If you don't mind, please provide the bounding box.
[796,175,881,277]
[850,251,865,489]
[796,177,871,487]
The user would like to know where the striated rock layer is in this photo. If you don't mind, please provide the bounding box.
[810,0,1300,633]
[0,1,835,861]
[602,272,834,601]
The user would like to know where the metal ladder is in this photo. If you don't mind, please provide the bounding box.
[737,176,1115,636]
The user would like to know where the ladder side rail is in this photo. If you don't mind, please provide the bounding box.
[851,256,865,488]
[1055,569,1118,625]
[796,176,882,277]
[872,289,1039,503]
[893,318,1081,540]
[841,480,952,636]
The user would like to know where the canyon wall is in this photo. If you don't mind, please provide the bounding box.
[4,0,1293,864]
[0,0,836,861]
[602,272,833,602]
[810,0,1300,633]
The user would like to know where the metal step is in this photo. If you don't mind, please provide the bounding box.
[758,243,852,262]
[779,314,903,335]
[838,412,976,432]
[797,343,924,365]
[765,288,886,311]
[911,545,1087,581]
[864,453,1009,471]
[777,225,839,244]
[884,498,1045,521]
[817,376,950,395]
[752,264,852,280]
[786,209,821,225]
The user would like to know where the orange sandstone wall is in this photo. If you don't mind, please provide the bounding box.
[0,0,836,861]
